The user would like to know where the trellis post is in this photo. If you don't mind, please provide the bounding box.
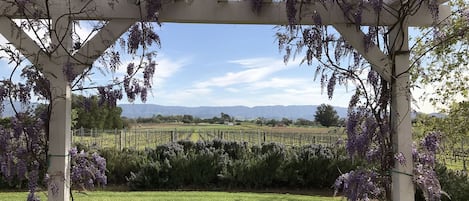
[389,21,414,201]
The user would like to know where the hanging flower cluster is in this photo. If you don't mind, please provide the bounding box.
[69,147,107,190]
[0,0,164,200]
[248,0,457,200]
[413,132,443,201]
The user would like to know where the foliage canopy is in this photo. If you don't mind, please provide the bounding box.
[314,104,339,127]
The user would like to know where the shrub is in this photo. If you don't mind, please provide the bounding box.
[99,148,147,185]
[122,140,358,190]
[127,161,165,190]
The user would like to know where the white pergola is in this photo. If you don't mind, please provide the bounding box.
[0,1,450,201]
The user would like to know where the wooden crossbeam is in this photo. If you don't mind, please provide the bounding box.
[333,24,392,82]
[0,0,450,27]
[384,0,449,7]
[73,19,136,69]
[0,16,48,65]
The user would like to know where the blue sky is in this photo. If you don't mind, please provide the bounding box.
[0,22,437,113]
[138,23,353,108]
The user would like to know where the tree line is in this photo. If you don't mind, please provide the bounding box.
[0,100,342,129]
[130,104,343,127]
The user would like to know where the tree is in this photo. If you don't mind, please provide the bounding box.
[255,117,266,126]
[294,118,314,126]
[182,114,194,124]
[280,117,292,126]
[314,104,339,127]
[412,0,469,108]
[414,101,469,149]
[220,112,232,123]
[266,119,279,127]
[72,95,124,129]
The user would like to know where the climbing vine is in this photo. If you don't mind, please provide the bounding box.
[0,0,161,200]
[250,0,468,200]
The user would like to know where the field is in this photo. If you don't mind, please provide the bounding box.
[72,123,344,150]
[0,191,342,201]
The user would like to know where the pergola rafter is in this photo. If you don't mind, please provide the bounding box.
[73,19,136,71]
[333,24,393,82]
[0,1,451,201]
[0,0,449,25]
[0,16,48,65]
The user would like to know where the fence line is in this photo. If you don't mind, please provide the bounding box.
[71,127,469,170]
[72,127,343,150]
[439,137,469,170]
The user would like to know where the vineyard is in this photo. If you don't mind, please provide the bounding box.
[72,125,344,150]
[72,123,469,171]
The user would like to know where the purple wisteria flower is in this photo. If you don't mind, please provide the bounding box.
[70,148,107,190]
[334,170,383,200]
[250,0,263,14]
[464,8,469,22]
[420,132,441,153]
[146,0,162,21]
[394,152,406,166]
[413,132,444,201]
[286,0,297,26]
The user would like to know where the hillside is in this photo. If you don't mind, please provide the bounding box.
[118,104,348,120]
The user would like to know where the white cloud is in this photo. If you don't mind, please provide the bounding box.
[155,87,212,105]
[228,57,279,69]
[248,77,310,90]
[194,86,352,108]
[155,57,188,82]
[144,56,357,107]
[194,57,299,88]
[225,87,240,93]
[118,55,188,85]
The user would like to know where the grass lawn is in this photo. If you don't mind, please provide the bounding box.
[0,191,343,201]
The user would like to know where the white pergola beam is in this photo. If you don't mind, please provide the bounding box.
[0,16,47,65]
[333,24,392,82]
[0,0,450,27]
[384,0,450,7]
[73,19,136,68]
[156,1,449,26]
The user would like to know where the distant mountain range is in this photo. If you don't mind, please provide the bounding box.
[118,104,349,120]
[1,101,444,120]
[0,101,34,117]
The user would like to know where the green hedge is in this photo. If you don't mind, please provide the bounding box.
[103,139,359,190]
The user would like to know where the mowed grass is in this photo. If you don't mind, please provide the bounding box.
[0,191,343,201]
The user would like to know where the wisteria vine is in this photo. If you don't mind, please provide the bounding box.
[248,0,468,200]
[0,0,163,200]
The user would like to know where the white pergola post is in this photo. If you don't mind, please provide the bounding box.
[46,70,72,201]
[46,1,73,200]
[390,22,414,200]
